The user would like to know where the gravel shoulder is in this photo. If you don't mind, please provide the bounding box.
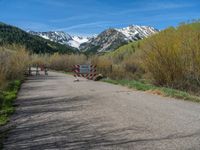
[2,71,200,150]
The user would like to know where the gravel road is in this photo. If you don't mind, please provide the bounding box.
[2,71,200,150]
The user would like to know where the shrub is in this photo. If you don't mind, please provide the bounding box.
[0,45,29,89]
[91,42,144,80]
[49,53,87,71]
[91,55,113,76]
[140,22,200,93]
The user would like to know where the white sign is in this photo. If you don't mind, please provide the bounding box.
[79,65,91,74]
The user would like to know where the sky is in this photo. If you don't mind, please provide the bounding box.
[0,0,200,36]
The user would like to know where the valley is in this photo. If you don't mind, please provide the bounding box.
[0,0,200,149]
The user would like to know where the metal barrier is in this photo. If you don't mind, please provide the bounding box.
[25,65,48,76]
[73,64,97,81]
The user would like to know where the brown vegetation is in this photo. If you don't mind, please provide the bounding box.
[30,53,88,71]
[49,53,87,71]
[0,45,29,89]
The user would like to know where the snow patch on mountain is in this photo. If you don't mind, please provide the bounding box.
[68,36,90,48]
[27,31,90,49]
[116,25,158,41]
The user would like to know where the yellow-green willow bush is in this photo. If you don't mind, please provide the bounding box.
[49,53,87,71]
[140,22,200,92]
[0,45,29,89]
[90,41,143,80]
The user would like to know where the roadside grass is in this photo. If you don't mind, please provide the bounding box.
[103,79,200,103]
[0,80,21,126]
[64,71,74,75]
[52,70,74,75]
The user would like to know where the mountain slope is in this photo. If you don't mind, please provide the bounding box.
[116,25,158,40]
[80,25,158,53]
[80,29,128,53]
[0,22,78,54]
[28,31,90,49]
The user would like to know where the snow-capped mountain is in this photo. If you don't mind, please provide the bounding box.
[28,31,72,43]
[80,29,128,53]
[28,25,158,52]
[116,25,159,41]
[80,25,158,53]
[28,31,90,49]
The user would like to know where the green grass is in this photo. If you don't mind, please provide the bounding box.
[106,41,138,58]
[0,80,21,126]
[103,79,200,102]
[64,71,74,75]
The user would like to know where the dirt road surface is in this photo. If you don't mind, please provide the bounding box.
[2,71,200,149]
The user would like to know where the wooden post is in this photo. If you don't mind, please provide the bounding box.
[36,65,39,76]
[44,66,48,75]
[28,65,31,76]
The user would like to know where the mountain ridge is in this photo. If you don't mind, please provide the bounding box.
[28,25,158,53]
[1,22,158,54]
[80,25,158,53]
[28,30,90,49]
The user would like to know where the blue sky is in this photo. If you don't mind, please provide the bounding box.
[0,0,200,36]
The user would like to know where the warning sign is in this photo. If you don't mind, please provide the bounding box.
[73,64,97,80]
[79,65,91,74]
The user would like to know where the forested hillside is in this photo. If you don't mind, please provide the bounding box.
[0,22,78,54]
